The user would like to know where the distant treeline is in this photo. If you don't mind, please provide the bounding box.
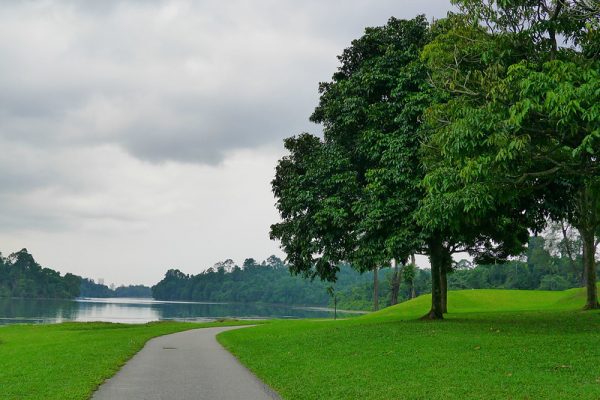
[449,236,587,292]
[0,249,151,299]
[153,236,594,311]
[0,249,80,299]
[2,233,592,307]
[152,256,377,305]
[79,279,152,298]
[340,236,595,310]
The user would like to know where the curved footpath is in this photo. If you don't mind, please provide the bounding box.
[92,326,280,400]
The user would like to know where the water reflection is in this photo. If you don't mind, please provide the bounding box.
[0,297,363,324]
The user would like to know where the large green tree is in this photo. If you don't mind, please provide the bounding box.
[272,16,530,319]
[421,0,600,308]
[271,133,359,282]
[271,16,443,314]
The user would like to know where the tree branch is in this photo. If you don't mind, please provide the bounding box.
[512,166,561,183]
[549,0,566,58]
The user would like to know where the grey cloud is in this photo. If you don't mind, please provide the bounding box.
[122,94,311,164]
[0,0,452,282]
[0,0,451,165]
[0,206,68,232]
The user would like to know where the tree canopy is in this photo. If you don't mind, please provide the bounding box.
[0,249,80,299]
[271,15,535,319]
[271,0,600,318]
[421,0,600,309]
[151,256,379,306]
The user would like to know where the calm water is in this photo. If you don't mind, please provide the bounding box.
[0,297,363,324]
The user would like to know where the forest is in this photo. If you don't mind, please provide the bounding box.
[153,231,595,310]
[1,224,593,309]
[341,234,593,310]
[0,248,151,299]
[152,256,374,305]
[0,249,80,299]
[79,279,152,298]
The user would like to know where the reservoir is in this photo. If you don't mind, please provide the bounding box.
[0,297,363,324]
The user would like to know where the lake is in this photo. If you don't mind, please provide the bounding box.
[0,297,364,324]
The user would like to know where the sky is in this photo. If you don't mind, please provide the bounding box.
[0,0,453,286]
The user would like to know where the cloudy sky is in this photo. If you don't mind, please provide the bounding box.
[0,0,452,286]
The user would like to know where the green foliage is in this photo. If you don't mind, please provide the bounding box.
[270,134,359,281]
[0,249,80,299]
[271,17,436,284]
[334,267,432,311]
[152,256,377,306]
[79,279,152,298]
[0,248,152,300]
[337,235,593,309]
[402,261,416,283]
[449,258,582,292]
[421,0,600,307]
[451,0,600,56]
[538,274,571,291]
[271,16,529,318]
[314,15,434,267]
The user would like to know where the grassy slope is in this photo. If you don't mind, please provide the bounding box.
[0,320,258,400]
[219,287,600,400]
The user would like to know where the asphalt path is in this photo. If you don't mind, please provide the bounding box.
[92,326,280,400]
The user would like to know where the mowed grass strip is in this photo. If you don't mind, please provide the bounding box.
[218,287,600,400]
[0,320,258,400]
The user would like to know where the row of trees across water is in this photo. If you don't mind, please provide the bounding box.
[270,0,600,318]
[1,230,592,307]
[0,249,80,299]
[152,256,374,305]
[153,231,593,310]
[0,249,151,299]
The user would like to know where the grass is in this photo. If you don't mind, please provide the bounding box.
[0,319,258,400]
[218,286,600,399]
[3,288,598,400]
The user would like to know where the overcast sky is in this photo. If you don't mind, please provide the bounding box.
[0,0,452,286]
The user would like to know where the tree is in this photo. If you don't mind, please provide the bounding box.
[273,15,531,319]
[271,16,446,315]
[270,133,359,282]
[544,220,583,283]
[421,0,600,309]
[389,259,401,305]
[403,256,417,299]
[539,274,571,291]
[151,255,381,307]
[309,16,466,318]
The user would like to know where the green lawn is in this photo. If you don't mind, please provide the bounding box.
[0,320,257,400]
[218,287,600,399]
[3,289,599,400]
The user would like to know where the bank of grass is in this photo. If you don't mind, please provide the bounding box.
[218,286,600,400]
[0,320,258,400]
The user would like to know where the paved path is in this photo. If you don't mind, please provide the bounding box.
[92,326,280,400]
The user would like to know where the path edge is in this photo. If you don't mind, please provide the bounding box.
[216,326,282,400]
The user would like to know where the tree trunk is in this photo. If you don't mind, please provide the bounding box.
[410,254,416,299]
[390,259,400,306]
[576,182,599,310]
[548,0,566,59]
[581,228,599,310]
[373,266,379,311]
[423,236,443,320]
[441,247,453,313]
[441,264,448,314]
[560,221,582,284]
